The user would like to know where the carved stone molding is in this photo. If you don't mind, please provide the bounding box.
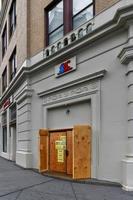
[38,70,106,98]
[118,45,133,64]
[16,89,33,105]
[40,70,106,106]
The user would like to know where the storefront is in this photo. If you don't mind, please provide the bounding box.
[39,126,91,179]
[1,0,133,190]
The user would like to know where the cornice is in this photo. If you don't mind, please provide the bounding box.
[0,67,30,105]
[15,89,33,105]
[38,70,106,97]
[118,45,133,64]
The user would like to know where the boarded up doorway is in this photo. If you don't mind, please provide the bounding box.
[49,129,72,175]
[39,125,91,179]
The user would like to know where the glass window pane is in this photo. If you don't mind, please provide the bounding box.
[48,1,63,33]
[73,0,93,15]
[3,127,7,153]
[49,25,63,44]
[73,6,93,29]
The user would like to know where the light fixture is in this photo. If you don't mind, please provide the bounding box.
[66,108,70,115]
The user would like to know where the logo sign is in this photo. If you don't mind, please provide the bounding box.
[55,57,76,77]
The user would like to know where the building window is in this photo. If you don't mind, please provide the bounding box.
[46,0,94,45]
[9,48,16,81]
[73,0,93,29]
[3,127,7,153]
[2,67,7,93]
[10,104,16,125]
[2,112,7,153]
[47,0,63,45]
[2,24,7,58]
[9,0,16,38]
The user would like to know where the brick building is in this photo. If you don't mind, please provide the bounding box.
[0,0,133,191]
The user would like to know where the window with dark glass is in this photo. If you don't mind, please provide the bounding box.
[10,104,16,124]
[2,24,7,58]
[3,127,7,153]
[2,112,7,153]
[9,48,16,81]
[9,0,16,38]
[2,67,7,93]
[46,0,94,45]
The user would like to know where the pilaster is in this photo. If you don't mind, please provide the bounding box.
[118,21,133,191]
[15,88,33,168]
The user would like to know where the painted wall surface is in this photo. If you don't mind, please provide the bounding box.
[47,100,92,129]
[29,29,127,183]
[0,0,132,186]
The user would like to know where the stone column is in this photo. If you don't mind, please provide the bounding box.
[15,88,33,168]
[118,21,133,191]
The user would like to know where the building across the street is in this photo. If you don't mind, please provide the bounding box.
[0,0,133,191]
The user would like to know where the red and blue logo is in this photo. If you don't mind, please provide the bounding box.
[58,60,72,75]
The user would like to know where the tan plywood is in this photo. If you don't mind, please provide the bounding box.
[39,129,49,172]
[73,125,91,179]
[67,131,73,175]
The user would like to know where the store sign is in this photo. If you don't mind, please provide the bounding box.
[55,57,76,77]
[3,99,11,110]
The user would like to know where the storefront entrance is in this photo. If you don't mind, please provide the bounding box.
[39,125,91,179]
[49,130,72,175]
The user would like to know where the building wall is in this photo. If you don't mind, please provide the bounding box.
[0,0,121,83]
[29,28,127,182]
[16,0,29,70]
[95,0,120,14]
[28,0,120,58]
[0,0,28,95]
[28,0,52,57]
[0,0,17,85]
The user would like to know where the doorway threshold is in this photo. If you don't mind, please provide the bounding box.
[42,171,72,180]
[41,171,121,188]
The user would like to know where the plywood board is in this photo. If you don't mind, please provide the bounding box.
[73,125,91,179]
[39,129,49,172]
[67,131,73,175]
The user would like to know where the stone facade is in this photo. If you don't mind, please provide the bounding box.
[1,0,133,192]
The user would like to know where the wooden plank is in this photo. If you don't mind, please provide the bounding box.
[73,125,91,179]
[39,129,48,136]
[39,129,49,172]
[67,131,73,175]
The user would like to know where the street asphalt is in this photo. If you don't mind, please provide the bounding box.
[0,157,133,200]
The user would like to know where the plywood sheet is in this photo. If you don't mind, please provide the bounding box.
[39,129,49,172]
[73,125,91,179]
[67,131,73,175]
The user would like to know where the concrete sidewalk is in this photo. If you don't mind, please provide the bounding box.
[0,157,133,200]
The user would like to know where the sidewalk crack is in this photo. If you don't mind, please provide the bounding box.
[71,183,78,200]
[14,190,23,200]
